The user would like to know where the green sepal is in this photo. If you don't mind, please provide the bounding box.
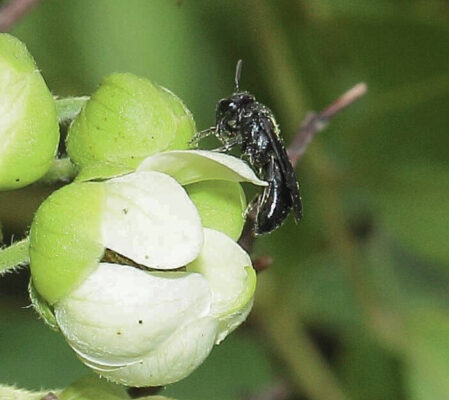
[28,279,59,332]
[30,182,106,304]
[185,180,246,241]
[75,162,134,182]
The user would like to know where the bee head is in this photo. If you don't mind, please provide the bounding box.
[216,92,255,135]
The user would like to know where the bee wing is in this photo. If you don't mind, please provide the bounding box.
[260,117,302,221]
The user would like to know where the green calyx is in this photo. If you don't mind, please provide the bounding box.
[0,34,59,191]
[186,180,246,241]
[66,72,196,169]
[29,182,106,304]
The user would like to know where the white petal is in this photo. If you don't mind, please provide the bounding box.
[215,299,254,344]
[101,171,203,269]
[83,317,218,387]
[187,229,256,318]
[54,263,212,366]
[137,150,267,186]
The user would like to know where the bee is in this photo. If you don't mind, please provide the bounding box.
[192,60,302,235]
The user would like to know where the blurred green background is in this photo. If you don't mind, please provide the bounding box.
[1,0,449,399]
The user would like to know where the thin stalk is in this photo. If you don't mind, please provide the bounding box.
[0,237,30,275]
[0,0,42,32]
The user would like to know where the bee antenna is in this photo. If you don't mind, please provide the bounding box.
[235,59,243,91]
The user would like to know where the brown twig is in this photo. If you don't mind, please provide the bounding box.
[253,255,273,273]
[288,83,367,167]
[0,0,42,32]
[238,83,367,256]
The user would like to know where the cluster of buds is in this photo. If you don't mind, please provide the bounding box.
[0,34,263,386]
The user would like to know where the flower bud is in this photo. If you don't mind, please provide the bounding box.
[0,34,59,190]
[30,150,263,386]
[66,73,196,169]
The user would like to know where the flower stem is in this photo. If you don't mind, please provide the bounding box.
[0,237,30,275]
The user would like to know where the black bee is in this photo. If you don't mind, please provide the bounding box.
[193,60,302,235]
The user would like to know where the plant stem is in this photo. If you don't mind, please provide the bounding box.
[0,237,30,275]
[0,0,42,32]
[288,83,367,166]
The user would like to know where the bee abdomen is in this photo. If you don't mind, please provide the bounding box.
[254,156,293,235]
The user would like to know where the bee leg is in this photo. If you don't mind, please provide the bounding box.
[212,140,239,153]
[189,127,215,147]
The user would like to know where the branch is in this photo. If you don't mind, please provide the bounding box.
[288,83,367,168]
[0,0,42,32]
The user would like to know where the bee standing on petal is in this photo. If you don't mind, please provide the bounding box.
[192,60,302,235]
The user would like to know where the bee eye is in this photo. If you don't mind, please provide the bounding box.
[227,119,237,128]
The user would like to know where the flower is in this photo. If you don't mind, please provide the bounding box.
[0,34,59,191]
[30,150,266,387]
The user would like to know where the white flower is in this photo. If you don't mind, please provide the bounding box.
[30,150,265,387]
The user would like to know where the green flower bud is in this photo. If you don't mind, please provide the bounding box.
[29,150,264,387]
[0,34,59,190]
[66,73,196,169]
